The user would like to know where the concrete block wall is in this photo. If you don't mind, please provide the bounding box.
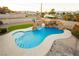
[0,14,26,19]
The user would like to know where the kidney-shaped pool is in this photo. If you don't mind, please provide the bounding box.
[12,27,64,48]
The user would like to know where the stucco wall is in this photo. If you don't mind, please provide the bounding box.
[0,14,26,19]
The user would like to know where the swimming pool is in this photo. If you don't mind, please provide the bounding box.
[13,27,64,48]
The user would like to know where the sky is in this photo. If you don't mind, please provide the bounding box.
[0,0,79,12]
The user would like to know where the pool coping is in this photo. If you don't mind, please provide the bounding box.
[0,27,72,56]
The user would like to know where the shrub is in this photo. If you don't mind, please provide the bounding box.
[0,28,7,35]
[0,21,3,25]
[72,31,79,39]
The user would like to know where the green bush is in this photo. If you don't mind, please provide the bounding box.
[72,31,79,39]
[0,21,3,25]
[0,28,7,35]
[0,28,1,32]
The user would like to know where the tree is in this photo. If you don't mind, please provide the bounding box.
[62,12,66,15]
[49,9,56,15]
[74,13,79,22]
[0,6,15,14]
[41,12,45,17]
[63,12,74,21]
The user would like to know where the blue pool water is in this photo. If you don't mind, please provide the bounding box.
[13,27,64,48]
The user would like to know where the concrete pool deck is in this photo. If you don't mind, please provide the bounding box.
[0,27,72,56]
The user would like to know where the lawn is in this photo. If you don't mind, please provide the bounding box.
[8,23,33,32]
